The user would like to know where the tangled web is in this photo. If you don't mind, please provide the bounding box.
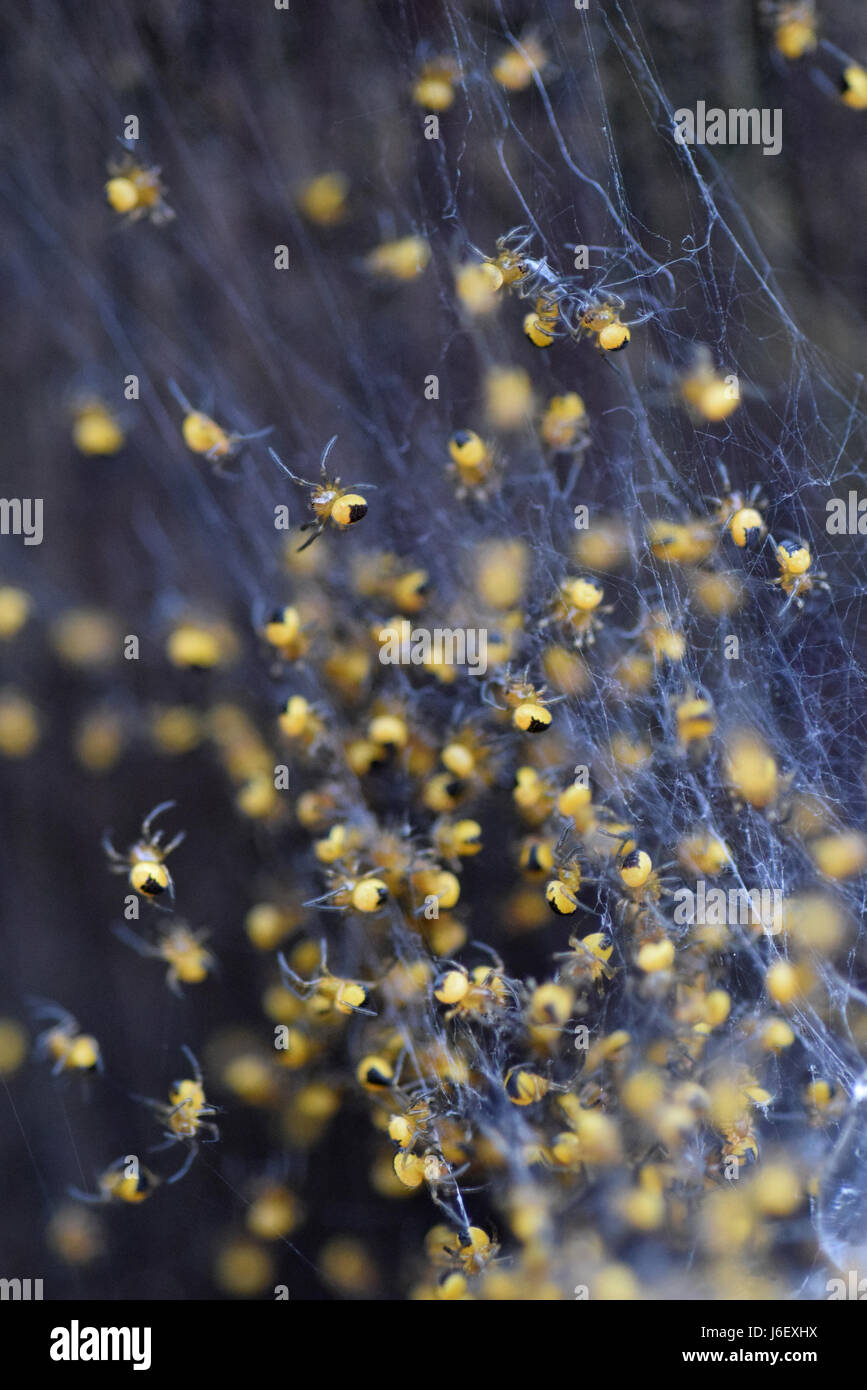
[2,0,867,1299]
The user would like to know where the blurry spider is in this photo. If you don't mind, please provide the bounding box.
[270,436,375,550]
[103,800,184,903]
[433,943,521,1021]
[114,920,215,996]
[706,465,767,549]
[554,930,615,989]
[767,536,830,611]
[597,830,679,926]
[31,1000,102,1076]
[485,665,566,733]
[137,1046,220,1184]
[544,825,599,916]
[278,938,377,1017]
[168,380,272,470]
[613,846,680,926]
[482,226,561,300]
[572,297,633,353]
[545,575,613,648]
[306,860,390,915]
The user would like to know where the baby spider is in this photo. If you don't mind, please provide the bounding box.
[69,1155,160,1206]
[439,1225,499,1278]
[114,920,215,996]
[168,380,271,471]
[609,842,679,926]
[306,861,390,915]
[277,939,377,1017]
[706,466,767,549]
[574,298,631,353]
[768,537,830,611]
[433,945,520,1022]
[103,800,185,903]
[544,826,598,916]
[523,292,562,347]
[269,437,374,550]
[488,666,566,733]
[761,1,817,61]
[31,1000,102,1076]
[483,226,558,298]
[554,930,615,989]
[546,576,613,649]
[137,1046,220,1184]
[447,430,497,498]
[105,153,174,225]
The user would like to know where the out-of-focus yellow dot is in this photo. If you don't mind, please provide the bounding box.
[0,691,40,757]
[0,588,32,639]
[149,705,202,755]
[775,18,816,61]
[691,568,745,616]
[621,1069,664,1117]
[236,775,280,821]
[636,939,675,973]
[455,262,502,314]
[47,1204,103,1266]
[214,1238,274,1296]
[751,1163,802,1217]
[594,1263,640,1300]
[319,1236,379,1296]
[366,236,430,281]
[574,519,627,570]
[166,625,222,670]
[74,711,124,773]
[51,609,117,668]
[766,959,803,1005]
[809,831,867,880]
[785,893,847,953]
[620,1187,665,1230]
[223,1054,280,1107]
[72,401,125,455]
[475,540,528,608]
[245,903,294,952]
[540,644,590,698]
[413,61,457,111]
[105,176,138,213]
[485,365,533,431]
[761,1017,796,1052]
[0,1018,28,1075]
[492,38,547,91]
[246,1186,301,1241]
[297,172,349,226]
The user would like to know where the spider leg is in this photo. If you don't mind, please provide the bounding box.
[180,1044,203,1083]
[296,524,324,552]
[167,379,195,414]
[167,1143,198,1184]
[269,448,311,487]
[142,801,177,837]
[319,435,339,473]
